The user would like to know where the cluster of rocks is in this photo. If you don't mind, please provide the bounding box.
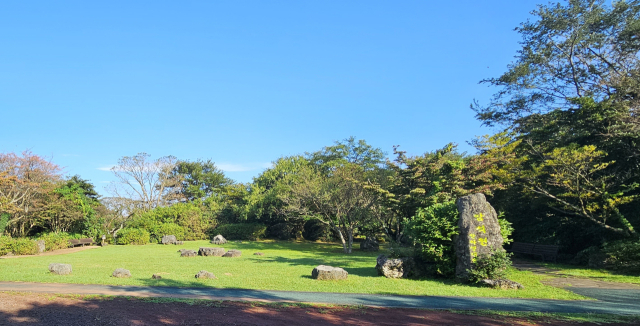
[161,235,183,245]
[312,265,348,280]
[480,278,524,290]
[177,247,243,258]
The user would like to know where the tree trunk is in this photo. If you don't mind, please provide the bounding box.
[346,229,353,254]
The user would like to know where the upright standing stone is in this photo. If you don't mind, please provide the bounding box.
[455,193,504,281]
[35,240,45,253]
[161,235,177,245]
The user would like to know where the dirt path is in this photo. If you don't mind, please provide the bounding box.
[0,246,100,259]
[0,292,635,326]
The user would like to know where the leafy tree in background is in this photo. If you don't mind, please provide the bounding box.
[281,163,381,253]
[170,159,232,202]
[307,136,386,173]
[473,0,640,249]
[474,0,640,127]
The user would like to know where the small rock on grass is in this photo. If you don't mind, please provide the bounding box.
[222,249,241,257]
[195,270,217,279]
[312,265,348,280]
[152,274,162,279]
[253,252,264,256]
[480,279,524,290]
[112,268,131,278]
[180,250,197,257]
[49,263,72,275]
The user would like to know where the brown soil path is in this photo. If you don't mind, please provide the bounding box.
[0,292,635,326]
[0,246,100,259]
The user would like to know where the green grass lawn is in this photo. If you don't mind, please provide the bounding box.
[540,262,640,285]
[0,240,585,300]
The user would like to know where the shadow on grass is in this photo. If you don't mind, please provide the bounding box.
[248,256,379,277]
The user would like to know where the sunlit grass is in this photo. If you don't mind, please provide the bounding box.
[540,262,640,285]
[0,240,585,299]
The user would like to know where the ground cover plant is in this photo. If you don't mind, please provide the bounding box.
[0,240,585,300]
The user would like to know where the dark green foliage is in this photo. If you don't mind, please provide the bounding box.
[267,221,304,240]
[116,228,150,245]
[306,136,385,172]
[0,213,8,236]
[405,201,459,277]
[467,250,513,282]
[215,223,267,240]
[302,219,331,241]
[601,240,640,273]
[171,160,232,201]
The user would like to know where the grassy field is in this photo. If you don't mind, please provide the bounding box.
[0,240,586,300]
[540,262,640,285]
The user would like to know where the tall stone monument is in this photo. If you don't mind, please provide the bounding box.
[455,193,504,281]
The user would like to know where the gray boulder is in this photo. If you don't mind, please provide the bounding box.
[195,270,217,279]
[35,240,46,253]
[455,193,504,281]
[222,249,241,257]
[49,263,72,275]
[112,268,131,278]
[211,234,227,245]
[161,235,177,245]
[312,265,348,280]
[360,237,379,252]
[376,255,416,279]
[198,247,225,257]
[480,279,524,290]
[180,250,197,257]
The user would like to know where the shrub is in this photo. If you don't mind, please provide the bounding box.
[37,232,73,251]
[467,250,513,282]
[155,223,186,242]
[0,236,12,256]
[601,240,640,273]
[302,219,331,241]
[267,221,304,240]
[215,223,267,241]
[497,213,514,245]
[405,201,459,277]
[7,238,38,255]
[115,228,150,245]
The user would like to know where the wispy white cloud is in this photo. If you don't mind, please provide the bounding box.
[218,162,272,172]
[97,165,115,171]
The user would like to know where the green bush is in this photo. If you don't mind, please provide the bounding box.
[215,223,267,240]
[497,213,514,245]
[6,238,38,255]
[0,236,12,256]
[601,240,640,273]
[302,219,331,241]
[115,228,150,245]
[467,250,513,282]
[155,223,186,242]
[405,201,459,277]
[36,232,73,251]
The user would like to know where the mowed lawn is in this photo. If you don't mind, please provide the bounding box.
[0,240,585,300]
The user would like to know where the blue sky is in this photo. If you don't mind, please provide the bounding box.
[1,1,546,195]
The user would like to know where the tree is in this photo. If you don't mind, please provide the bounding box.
[169,159,231,202]
[474,0,640,127]
[106,153,179,212]
[307,136,386,172]
[281,163,380,253]
[0,151,61,236]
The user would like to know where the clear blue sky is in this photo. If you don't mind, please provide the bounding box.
[1,1,546,195]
